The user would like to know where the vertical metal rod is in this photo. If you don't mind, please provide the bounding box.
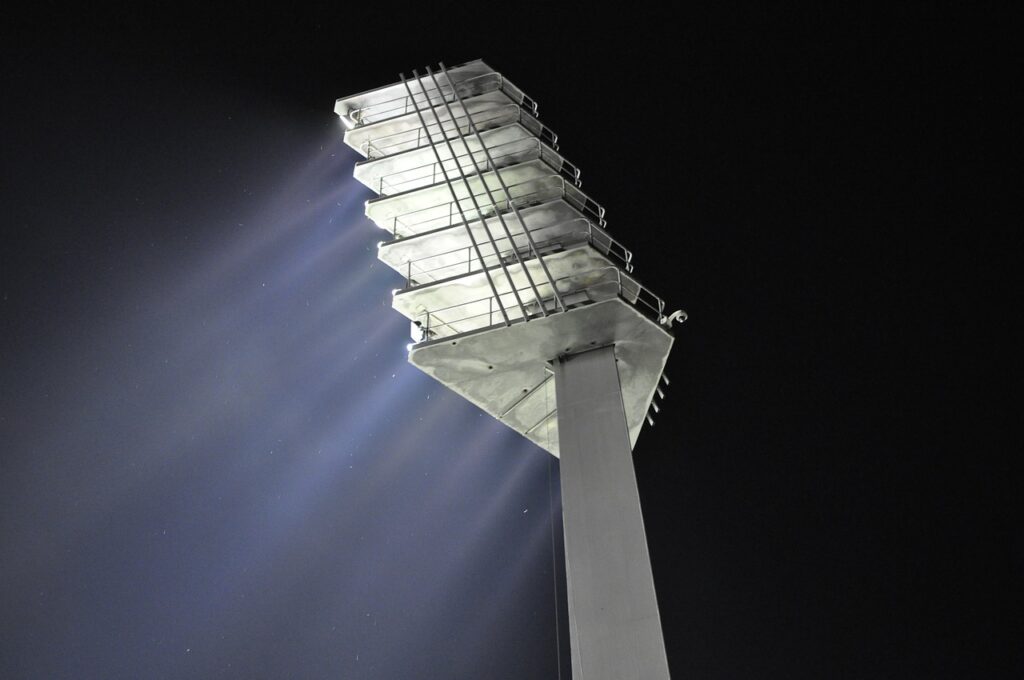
[438,62,566,314]
[411,70,531,322]
[399,73,510,326]
[425,66,550,318]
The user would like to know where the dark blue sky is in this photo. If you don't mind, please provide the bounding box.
[1,5,1017,679]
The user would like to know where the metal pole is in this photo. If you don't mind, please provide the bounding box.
[554,346,671,680]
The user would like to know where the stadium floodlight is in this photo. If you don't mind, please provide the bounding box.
[336,60,686,680]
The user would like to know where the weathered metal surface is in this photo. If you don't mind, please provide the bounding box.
[376,199,588,282]
[407,298,672,456]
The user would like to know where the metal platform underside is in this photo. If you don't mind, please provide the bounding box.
[344,90,525,159]
[377,199,604,283]
[393,245,624,332]
[354,123,566,195]
[368,176,597,241]
[335,59,496,123]
[366,159,561,232]
[407,298,673,457]
[378,198,582,264]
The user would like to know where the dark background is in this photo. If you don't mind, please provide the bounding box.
[1,3,1018,679]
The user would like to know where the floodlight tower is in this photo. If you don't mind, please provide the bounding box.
[335,60,686,680]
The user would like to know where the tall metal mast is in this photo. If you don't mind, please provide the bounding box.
[335,60,686,680]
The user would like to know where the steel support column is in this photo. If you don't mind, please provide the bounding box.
[554,345,670,680]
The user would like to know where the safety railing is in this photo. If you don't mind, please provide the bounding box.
[398,218,633,288]
[361,103,558,160]
[564,182,605,226]
[410,266,667,342]
[350,72,501,126]
[375,175,604,237]
[348,72,539,128]
[362,104,518,159]
[373,136,579,197]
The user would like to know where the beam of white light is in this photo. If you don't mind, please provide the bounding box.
[356,434,559,675]
[423,432,548,581]
[0,137,390,588]
[1,115,571,680]
[159,382,502,648]
[441,492,562,665]
[146,137,368,319]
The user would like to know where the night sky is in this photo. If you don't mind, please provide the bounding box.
[1,5,1017,679]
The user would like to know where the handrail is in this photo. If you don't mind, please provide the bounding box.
[395,218,632,287]
[377,175,604,237]
[411,265,669,341]
[360,103,559,160]
[371,136,578,197]
[375,136,543,196]
[362,104,520,158]
[350,72,502,125]
[349,72,541,129]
